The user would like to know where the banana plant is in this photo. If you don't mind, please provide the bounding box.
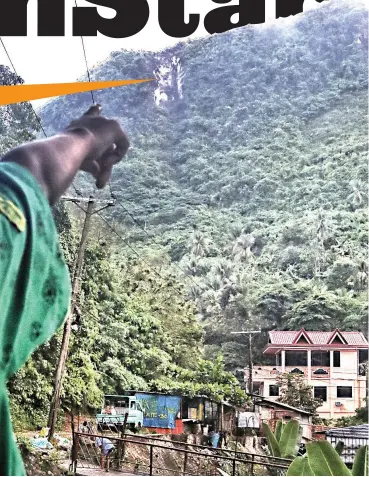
[262,419,302,459]
[287,441,368,476]
[335,441,345,456]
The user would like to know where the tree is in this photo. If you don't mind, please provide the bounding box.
[276,373,322,423]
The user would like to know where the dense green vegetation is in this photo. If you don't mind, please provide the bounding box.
[1,0,368,428]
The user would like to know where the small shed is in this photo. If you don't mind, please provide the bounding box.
[325,424,369,466]
[251,396,313,440]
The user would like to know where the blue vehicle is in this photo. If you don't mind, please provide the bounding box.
[96,395,144,430]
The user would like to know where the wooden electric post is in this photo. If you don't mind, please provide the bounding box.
[48,195,114,439]
[231,330,261,394]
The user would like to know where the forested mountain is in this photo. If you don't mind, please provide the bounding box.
[1,0,368,427]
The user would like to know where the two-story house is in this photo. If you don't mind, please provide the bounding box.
[250,329,368,419]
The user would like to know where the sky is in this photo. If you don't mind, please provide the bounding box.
[0,0,325,107]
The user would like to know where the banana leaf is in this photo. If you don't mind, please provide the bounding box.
[287,456,314,476]
[352,445,368,476]
[262,422,281,457]
[279,420,301,458]
[275,420,284,442]
[306,441,351,476]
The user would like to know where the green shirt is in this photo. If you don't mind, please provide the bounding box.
[0,162,71,476]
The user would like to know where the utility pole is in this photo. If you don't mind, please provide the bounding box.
[48,195,114,439]
[231,330,261,395]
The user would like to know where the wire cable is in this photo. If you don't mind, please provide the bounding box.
[0,38,90,200]
[71,200,188,296]
[0,35,193,298]
[114,199,201,290]
[95,210,186,294]
[0,37,48,138]
[74,0,95,105]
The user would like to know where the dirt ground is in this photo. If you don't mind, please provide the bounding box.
[19,430,271,476]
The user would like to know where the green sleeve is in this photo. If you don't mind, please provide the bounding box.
[0,162,71,476]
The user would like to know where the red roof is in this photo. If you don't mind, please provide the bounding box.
[268,329,368,346]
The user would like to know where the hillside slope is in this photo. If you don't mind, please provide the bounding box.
[41,0,368,371]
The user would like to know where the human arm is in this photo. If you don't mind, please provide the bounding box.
[0,105,129,205]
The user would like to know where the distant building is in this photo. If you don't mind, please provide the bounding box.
[250,395,313,440]
[248,329,368,419]
[323,424,368,466]
[122,390,239,435]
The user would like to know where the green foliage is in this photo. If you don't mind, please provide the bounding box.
[41,0,367,372]
[287,441,368,476]
[275,420,284,442]
[7,205,247,426]
[352,446,369,477]
[305,441,351,476]
[262,422,282,457]
[150,356,249,405]
[276,374,323,422]
[2,0,368,428]
[263,420,302,459]
[335,401,369,427]
[278,421,302,459]
[0,65,39,155]
[287,456,314,476]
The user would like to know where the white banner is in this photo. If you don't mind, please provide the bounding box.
[238,412,260,428]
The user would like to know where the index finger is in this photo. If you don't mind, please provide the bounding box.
[83,104,102,117]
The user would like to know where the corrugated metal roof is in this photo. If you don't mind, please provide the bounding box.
[253,395,313,415]
[269,329,368,345]
[326,424,369,438]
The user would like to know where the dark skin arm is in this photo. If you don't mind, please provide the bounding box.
[1,105,129,205]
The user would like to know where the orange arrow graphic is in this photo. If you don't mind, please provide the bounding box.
[0,79,154,106]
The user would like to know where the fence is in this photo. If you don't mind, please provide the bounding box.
[72,431,292,476]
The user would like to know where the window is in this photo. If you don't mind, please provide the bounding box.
[359,350,368,376]
[337,386,353,398]
[276,353,281,366]
[285,351,307,366]
[333,351,340,367]
[359,349,368,364]
[314,386,327,402]
[311,351,330,367]
[269,385,279,397]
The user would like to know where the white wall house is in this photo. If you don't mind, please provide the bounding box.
[249,329,368,419]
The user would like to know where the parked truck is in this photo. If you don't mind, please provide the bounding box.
[96,395,144,430]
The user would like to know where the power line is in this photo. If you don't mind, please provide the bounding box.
[94,210,187,296]
[70,200,190,300]
[0,37,48,138]
[0,38,92,199]
[112,197,201,290]
[0,38,16,73]
[0,33,181,294]
[0,33,192,299]
[74,0,95,105]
